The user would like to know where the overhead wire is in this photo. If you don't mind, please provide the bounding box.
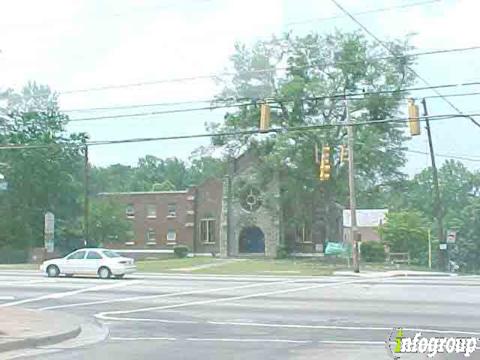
[56,46,480,95]
[1,113,478,150]
[405,149,480,162]
[65,81,480,122]
[329,0,480,129]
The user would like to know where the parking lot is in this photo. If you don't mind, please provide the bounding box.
[1,270,480,359]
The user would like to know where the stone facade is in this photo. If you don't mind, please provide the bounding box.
[98,151,345,259]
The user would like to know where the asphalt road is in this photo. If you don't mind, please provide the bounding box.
[1,270,480,359]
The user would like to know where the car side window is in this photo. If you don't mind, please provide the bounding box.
[86,251,102,260]
[67,251,86,260]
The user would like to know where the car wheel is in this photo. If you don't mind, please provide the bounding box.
[114,274,125,279]
[47,265,60,278]
[98,267,111,279]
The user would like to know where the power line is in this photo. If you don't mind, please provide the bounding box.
[75,114,480,146]
[284,0,440,27]
[61,88,480,114]
[406,149,480,162]
[58,46,480,95]
[330,0,480,129]
[67,81,480,122]
[1,112,476,150]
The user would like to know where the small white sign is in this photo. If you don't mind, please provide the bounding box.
[446,230,457,244]
[439,244,447,250]
[44,212,55,253]
[44,212,54,234]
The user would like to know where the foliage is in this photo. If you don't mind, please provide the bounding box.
[276,245,289,259]
[450,198,480,272]
[0,82,87,249]
[152,180,176,191]
[208,31,415,236]
[88,197,133,246]
[90,156,226,194]
[173,245,189,258]
[360,241,386,263]
[379,211,428,264]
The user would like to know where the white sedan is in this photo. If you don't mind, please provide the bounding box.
[40,248,136,279]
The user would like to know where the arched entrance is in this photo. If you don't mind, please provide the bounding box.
[239,226,265,253]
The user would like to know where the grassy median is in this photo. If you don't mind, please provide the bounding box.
[136,257,337,276]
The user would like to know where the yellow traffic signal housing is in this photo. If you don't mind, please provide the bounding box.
[260,103,270,132]
[319,146,331,181]
[408,98,421,136]
[339,144,348,164]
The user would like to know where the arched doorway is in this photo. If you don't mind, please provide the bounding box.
[239,226,265,253]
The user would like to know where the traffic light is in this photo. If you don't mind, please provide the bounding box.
[319,146,331,181]
[339,144,348,164]
[260,103,270,132]
[407,98,421,136]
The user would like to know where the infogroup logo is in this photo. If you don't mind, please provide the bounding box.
[386,328,478,359]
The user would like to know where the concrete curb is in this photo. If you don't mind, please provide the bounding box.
[0,325,81,353]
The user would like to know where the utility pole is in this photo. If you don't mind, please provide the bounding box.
[84,145,90,246]
[345,97,360,273]
[421,98,446,271]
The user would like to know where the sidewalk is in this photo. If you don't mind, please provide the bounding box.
[333,270,455,277]
[0,308,81,353]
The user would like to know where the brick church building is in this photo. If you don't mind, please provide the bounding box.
[99,150,344,258]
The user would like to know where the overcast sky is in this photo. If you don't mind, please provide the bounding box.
[1,0,479,175]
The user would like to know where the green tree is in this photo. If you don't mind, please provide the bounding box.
[152,180,176,191]
[0,83,87,249]
[379,211,429,264]
[89,198,132,246]
[449,198,480,272]
[208,31,415,235]
[188,156,226,185]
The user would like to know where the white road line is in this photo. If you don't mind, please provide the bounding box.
[40,278,306,311]
[110,337,177,341]
[317,340,385,345]
[0,279,52,286]
[0,296,15,300]
[0,280,144,308]
[107,337,387,345]
[187,338,312,344]
[95,278,370,321]
[207,321,480,336]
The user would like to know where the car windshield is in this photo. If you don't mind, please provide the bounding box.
[102,250,121,258]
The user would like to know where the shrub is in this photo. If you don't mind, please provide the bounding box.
[361,241,386,263]
[276,245,289,259]
[0,246,28,264]
[173,245,189,258]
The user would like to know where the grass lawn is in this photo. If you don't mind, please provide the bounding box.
[136,257,336,276]
[195,258,335,276]
[0,263,39,270]
[136,257,219,272]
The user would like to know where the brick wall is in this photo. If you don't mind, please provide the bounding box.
[100,191,195,250]
[194,178,222,254]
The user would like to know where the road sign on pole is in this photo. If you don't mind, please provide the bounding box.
[44,212,55,253]
[446,230,457,244]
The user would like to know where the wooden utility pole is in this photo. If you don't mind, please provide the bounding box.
[421,98,446,271]
[84,145,89,246]
[345,97,360,273]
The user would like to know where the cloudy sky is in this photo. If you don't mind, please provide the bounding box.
[1,0,479,175]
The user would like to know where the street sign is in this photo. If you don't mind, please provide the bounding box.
[439,243,447,250]
[446,230,457,244]
[44,212,55,253]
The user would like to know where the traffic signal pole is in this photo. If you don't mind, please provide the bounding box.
[345,97,360,273]
[421,98,446,271]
